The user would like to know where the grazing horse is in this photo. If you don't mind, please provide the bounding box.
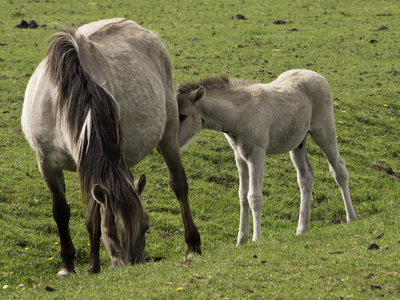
[176,70,357,245]
[21,18,201,275]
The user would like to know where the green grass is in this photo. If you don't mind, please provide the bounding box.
[1,0,400,298]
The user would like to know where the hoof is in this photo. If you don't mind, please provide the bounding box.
[57,268,74,276]
[296,228,308,235]
[187,244,202,256]
[87,267,101,274]
[189,247,202,256]
[347,215,358,222]
[236,236,249,246]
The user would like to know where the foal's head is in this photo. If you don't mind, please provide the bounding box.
[92,174,149,269]
[176,84,206,147]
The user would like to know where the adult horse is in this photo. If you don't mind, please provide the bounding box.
[22,18,201,275]
[176,70,357,245]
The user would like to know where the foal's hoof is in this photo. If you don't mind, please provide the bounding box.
[236,236,249,246]
[347,215,358,222]
[296,228,308,235]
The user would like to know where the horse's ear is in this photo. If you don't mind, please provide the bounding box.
[134,174,146,196]
[193,86,206,103]
[92,184,107,205]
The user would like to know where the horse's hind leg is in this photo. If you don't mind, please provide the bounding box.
[234,152,250,245]
[289,139,314,234]
[311,128,358,222]
[37,153,75,275]
[157,136,201,255]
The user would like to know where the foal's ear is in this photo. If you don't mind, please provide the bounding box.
[193,86,206,103]
[176,84,182,94]
[92,184,108,205]
[134,174,147,196]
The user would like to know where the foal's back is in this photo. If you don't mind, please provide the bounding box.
[270,69,332,103]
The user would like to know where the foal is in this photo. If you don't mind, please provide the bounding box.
[176,70,357,245]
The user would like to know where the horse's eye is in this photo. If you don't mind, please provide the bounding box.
[179,114,187,123]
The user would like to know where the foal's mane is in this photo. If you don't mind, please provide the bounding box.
[177,75,252,93]
[46,28,144,242]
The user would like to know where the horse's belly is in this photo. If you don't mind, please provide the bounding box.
[122,115,166,166]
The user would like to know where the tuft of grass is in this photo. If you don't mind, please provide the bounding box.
[1,0,400,298]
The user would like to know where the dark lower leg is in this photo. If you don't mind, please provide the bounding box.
[86,201,101,274]
[168,165,201,255]
[53,200,76,275]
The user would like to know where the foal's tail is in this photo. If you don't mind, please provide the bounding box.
[46,28,144,240]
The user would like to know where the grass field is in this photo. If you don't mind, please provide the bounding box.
[1,0,400,298]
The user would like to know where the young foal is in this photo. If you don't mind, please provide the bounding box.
[22,19,201,275]
[176,70,357,245]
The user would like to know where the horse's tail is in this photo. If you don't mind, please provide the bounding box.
[46,28,144,241]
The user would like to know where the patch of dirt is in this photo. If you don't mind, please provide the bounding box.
[371,163,400,179]
[367,243,380,250]
[159,231,170,238]
[231,14,246,20]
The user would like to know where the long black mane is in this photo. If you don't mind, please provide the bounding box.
[46,28,144,240]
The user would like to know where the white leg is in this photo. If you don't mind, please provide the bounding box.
[235,152,250,245]
[247,148,265,241]
[311,131,358,222]
[289,143,314,235]
[328,156,357,221]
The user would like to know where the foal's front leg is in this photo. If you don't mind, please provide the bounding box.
[235,152,250,245]
[246,148,266,242]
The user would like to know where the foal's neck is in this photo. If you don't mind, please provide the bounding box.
[198,91,241,135]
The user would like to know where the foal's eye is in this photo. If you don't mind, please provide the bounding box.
[179,114,187,123]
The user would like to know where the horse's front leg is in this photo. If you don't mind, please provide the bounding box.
[234,152,250,245]
[289,143,314,235]
[247,148,266,241]
[158,137,201,256]
[37,154,75,276]
[85,201,101,274]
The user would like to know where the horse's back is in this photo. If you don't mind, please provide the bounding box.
[78,19,177,165]
[82,19,174,165]
[23,19,176,168]
[78,18,171,81]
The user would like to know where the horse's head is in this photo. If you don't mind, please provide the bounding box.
[92,174,149,269]
[176,85,206,147]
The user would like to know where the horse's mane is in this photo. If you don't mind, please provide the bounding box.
[46,28,144,243]
[177,75,252,93]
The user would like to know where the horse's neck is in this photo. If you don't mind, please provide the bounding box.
[199,92,240,134]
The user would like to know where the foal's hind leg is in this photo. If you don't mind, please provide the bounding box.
[158,137,201,255]
[311,128,357,222]
[37,154,75,276]
[289,140,314,234]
